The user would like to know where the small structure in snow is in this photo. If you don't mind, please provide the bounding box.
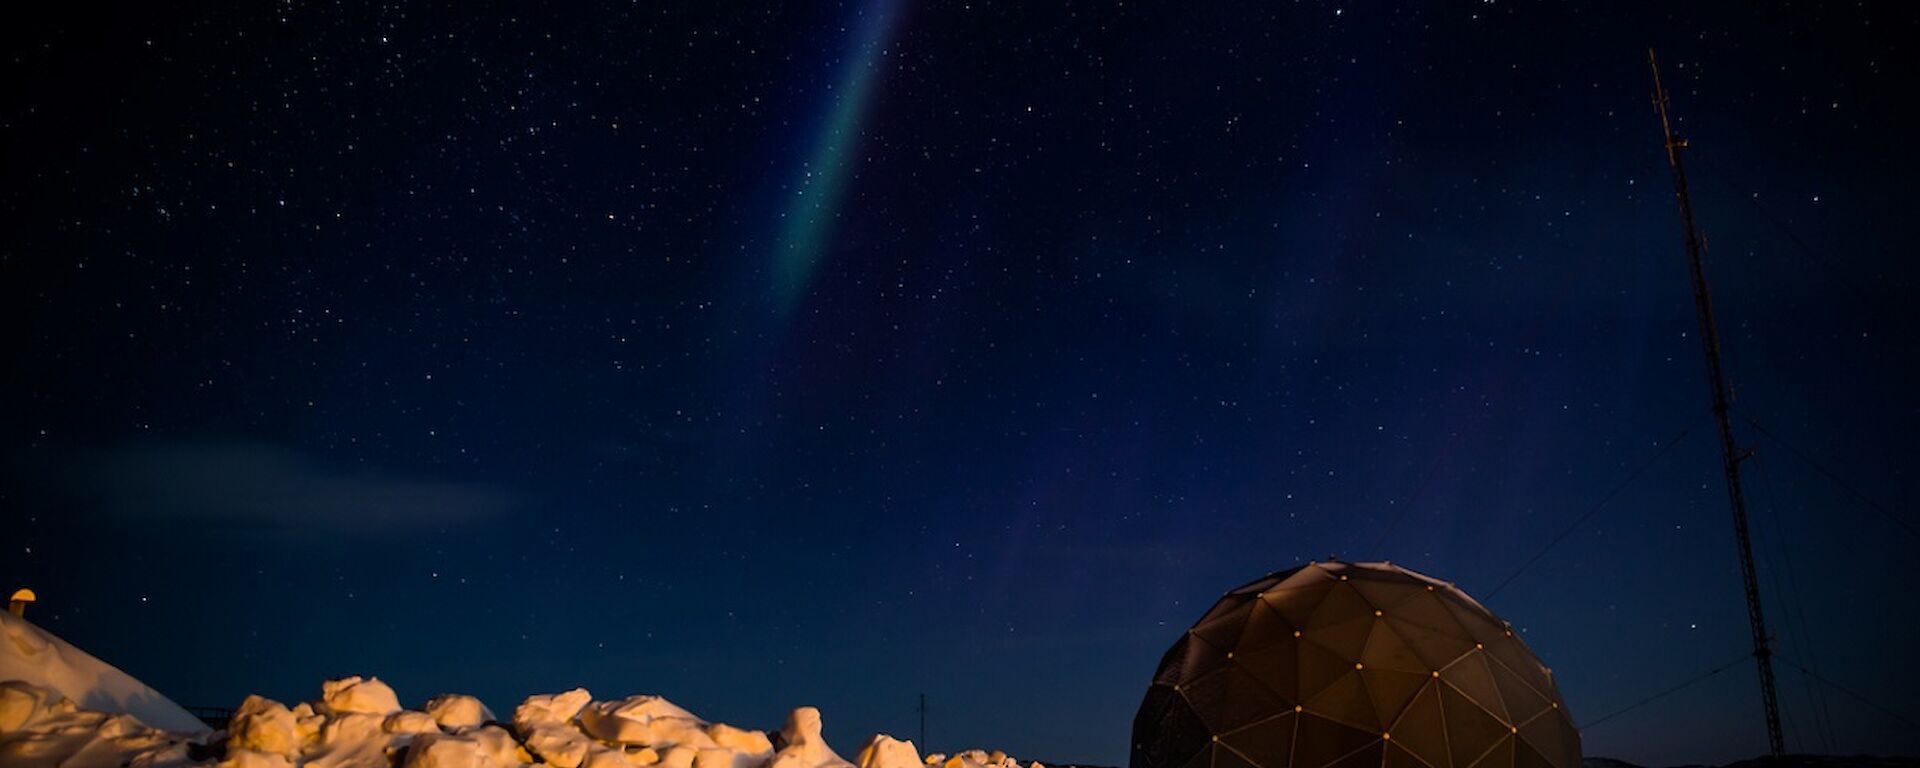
[7,589,32,617]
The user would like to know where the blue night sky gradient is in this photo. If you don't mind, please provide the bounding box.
[3,3,1917,767]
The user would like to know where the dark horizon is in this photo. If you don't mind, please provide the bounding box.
[5,2,1917,767]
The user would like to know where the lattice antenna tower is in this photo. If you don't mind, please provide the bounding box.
[1648,48,1786,758]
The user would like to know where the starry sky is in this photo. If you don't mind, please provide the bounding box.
[4,2,1917,766]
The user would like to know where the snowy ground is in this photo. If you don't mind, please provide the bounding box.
[0,674,1045,768]
[0,610,1042,768]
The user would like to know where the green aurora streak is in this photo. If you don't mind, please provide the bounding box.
[772,0,903,313]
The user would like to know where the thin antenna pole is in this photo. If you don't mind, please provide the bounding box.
[1648,48,1785,758]
[918,693,927,751]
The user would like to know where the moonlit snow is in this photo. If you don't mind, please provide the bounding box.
[0,610,1049,768]
[0,674,1047,768]
[0,609,204,733]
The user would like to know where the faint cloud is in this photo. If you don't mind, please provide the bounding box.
[66,441,513,534]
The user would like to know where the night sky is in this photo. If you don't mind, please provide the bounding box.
[4,3,1917,766]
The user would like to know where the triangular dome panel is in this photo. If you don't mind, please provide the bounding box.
[1220,713,1296,766]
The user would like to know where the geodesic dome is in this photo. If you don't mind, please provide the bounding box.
[1131,561,1579,768]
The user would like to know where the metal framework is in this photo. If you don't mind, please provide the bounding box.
[1648,49,1786,757]
[1131,561,1582,768]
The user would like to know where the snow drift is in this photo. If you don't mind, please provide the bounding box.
[0,609,204,733]
[0,673,1050,768]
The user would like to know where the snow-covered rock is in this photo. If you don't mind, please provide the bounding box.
[470,724,531,766]
[578,695,715,749]
[513,688,593,730]
[855,735,921,768]
[584,747,640,768]
[320,676,403,716]
[387,710,442,735]
[426,694,494,730]
[229,695,303,757]
[523,723,595,768]
[659,744,700,768]
[305,711,393,768]
[405,732,502,768]
[290,702,327,744]
[768,707,853,768]
[219,748,296,768]
[709,722,775,768]
[508,689,597,768]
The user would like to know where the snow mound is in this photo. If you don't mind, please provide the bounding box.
[321,676,402,716]
[425,695,493,731]
[578,694,725,753]
[770,706,853,768]
[0,675,1044,768]
[0,608,206,733]
[0,680,197,767]
[923,750,1037,768]
[855,735,921,768]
